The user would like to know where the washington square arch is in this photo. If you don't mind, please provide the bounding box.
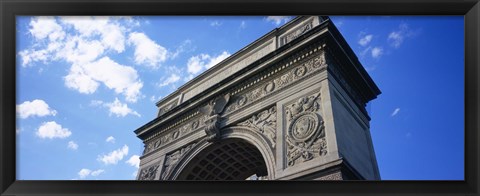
[133,16,381,180]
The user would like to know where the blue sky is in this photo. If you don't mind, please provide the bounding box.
[15,16,464,180]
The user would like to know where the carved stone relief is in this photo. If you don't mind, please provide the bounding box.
[158,98,179,116]
[316,171,343,180]
[199,94,230,142]
[285,92,327,167]
[161,143,197,180]
[237,106,277,148]
[138,164,160,180]
[143,116,206,155]
[280,19,314,46]
[225,49,326,115]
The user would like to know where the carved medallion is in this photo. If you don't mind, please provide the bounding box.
[294,65,306,77]
[285,91,327,167]
[191,120,199,129]
[289,112,320,142]
[264,81,275,93]
[237,95,247,106]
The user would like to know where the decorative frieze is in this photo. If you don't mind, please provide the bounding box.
[285,92,327,167]
[238,106,277,148]
[138,164,160,180]
[161,143,196,180]
[225,48,326,115]
[143,115,206,155]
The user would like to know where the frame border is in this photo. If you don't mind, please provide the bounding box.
[1,0,479,195]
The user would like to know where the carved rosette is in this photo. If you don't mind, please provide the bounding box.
[138,164,160,180]
[237,106,277,148]
[161,143,196,180]
[285,92,327,167]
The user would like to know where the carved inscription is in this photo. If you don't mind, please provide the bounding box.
[161,143,196,180]
[143,116,206,155]
[238,106,277,148]
[138,164,160,180]
[225,50,326,114]
[280,20,314,46]
[285,92,327,167]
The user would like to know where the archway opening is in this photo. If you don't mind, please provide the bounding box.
[176,138,268,180]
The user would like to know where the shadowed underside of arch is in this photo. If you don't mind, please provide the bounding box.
[176,138,267,180]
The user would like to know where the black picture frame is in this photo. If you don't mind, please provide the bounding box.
[1,0,479,196]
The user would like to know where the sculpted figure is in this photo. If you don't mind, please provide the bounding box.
[199,94,230,142]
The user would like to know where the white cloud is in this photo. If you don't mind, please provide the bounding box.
[128,32,167,69]
[132,171,138,178]
[104,98,140,117]
[78,168,104,179]
[36,121,71,139]
[98,145,129,165]
[60,16,126,53]
[391,108,401,117]
[158,74,180,87]
[388,23,417,48]
[64,57,143,102]
[21,16,144,102]
[29,16,65,41]
[187,51,230,75]
[18,49,49,67]
[78,169,91,179]
[90,100,104,107]
[19,16,135,67]
[91,169,105,176]
[170,40,193,59]
[371,47,383,58]
[358,34,373,46]
[265,16,291,25]
[150,95,161,102]
[388,31,404,48]
[126,155,140,168]
[106,136,115,143]
[210,21,222,27]
[17,99,57,119]
[68,141,79,150]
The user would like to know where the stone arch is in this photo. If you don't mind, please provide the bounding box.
[166,126,276,180]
